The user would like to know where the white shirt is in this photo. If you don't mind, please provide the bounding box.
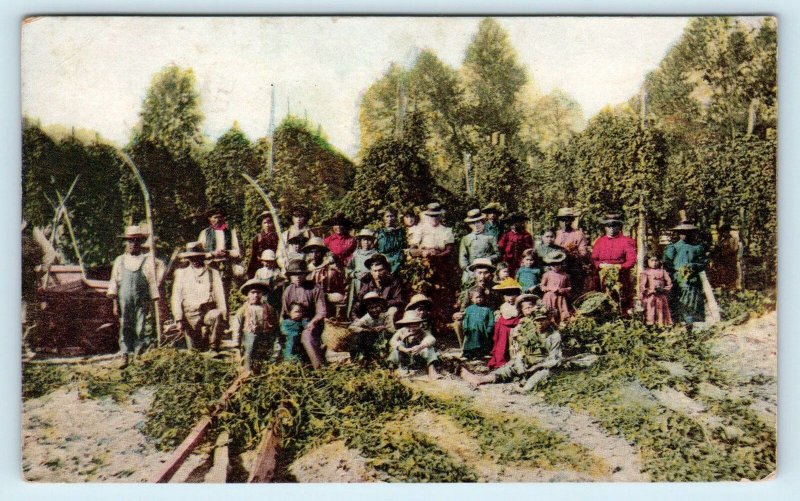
[170,265,227,321]
[410,224,454,250]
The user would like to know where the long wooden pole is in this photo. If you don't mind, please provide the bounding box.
[48,176,80,248]
[117,151,162,343]
[241,173,284,251]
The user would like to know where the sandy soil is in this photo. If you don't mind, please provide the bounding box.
[22,386,171,482]
[289,441,380,482]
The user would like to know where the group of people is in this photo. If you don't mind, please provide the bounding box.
[106,201,727,380]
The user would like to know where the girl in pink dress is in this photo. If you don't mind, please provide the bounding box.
[539,250,573,324]
[639,255,673,326]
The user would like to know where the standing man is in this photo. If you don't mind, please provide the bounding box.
[554,207,589,299]
[499,213,534,277]
[170,242,227,351]
[281,258,328,369]
[108,226,160,368]
[709,223,740,290]
[279,206,316,266]
[458,209,499,285]
[452,257,501,348]
[247,211,280,279]
[663,220,708,325]
[591,213,637,316]
[482,202,503,240]
[198,205,242,297]
[375,209,407,274]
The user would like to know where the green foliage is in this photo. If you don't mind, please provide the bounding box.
[471,144,530,216]
[717,289,774,324]
[22,364,69,400]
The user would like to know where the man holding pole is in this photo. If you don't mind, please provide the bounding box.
[107,226,161,368]
[198,205,243,298]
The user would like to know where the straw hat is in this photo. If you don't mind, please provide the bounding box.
[406,293,433,311]
[672,220,699,232]
[284,259,309,276]
[464,208,485,224]
[240,279,270,295]
[556,207,579,219]
[481,202,502,215]
[179,241,207,259]
[302,236,328,253]
[467,257,497,272]
[395,310,426,326]
[423,202,444,216]
[492,278,523,292]
[120,225,149,240]
[515,293,539,307]
[361,291,387,306]
[259,249,277,262]
[355,228,376,240]
[542,250,567,264]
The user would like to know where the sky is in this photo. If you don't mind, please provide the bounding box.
[22,16,705,156]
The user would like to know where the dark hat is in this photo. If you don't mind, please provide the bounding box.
[206,205,227,218]
[481,202,502,215]
[325,212,353,228]
[284,258,309,275]
[600,212,624,225]
[291,206,311,218]
[287,233,309,245]
[240,279,270,295]
[364,253,390,269]
[503,212,527,224]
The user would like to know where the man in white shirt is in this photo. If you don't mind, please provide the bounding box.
[171,242,227,351]
[197,205,242,297]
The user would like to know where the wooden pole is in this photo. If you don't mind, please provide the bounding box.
[241,173,285,252]
[248,420,282,483]
[118,151,162,344]
[268,83,276,176]
[54,191,85,279]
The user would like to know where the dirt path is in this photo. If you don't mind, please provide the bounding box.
[407,377,647,481]
[22,386,170,482]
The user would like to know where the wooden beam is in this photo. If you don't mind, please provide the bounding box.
[248,418,282,483]
[203,431,230,483]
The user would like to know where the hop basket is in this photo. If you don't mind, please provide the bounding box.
[321,318,355,352]
[574,291,616,317]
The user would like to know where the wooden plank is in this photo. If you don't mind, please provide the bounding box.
[151,372,249,483]
[203,431,230,483]
[701,271,721,325]
[248,421,281,483]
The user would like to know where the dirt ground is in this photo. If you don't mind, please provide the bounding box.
[21,310,777,483]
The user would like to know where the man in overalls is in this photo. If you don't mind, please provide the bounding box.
[107,226,160,368]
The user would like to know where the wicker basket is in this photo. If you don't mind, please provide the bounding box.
[321,318,355,352]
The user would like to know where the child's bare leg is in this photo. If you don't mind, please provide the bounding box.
[427,364,442,380]
[459,367,495,386]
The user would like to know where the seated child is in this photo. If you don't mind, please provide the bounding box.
[387,310,441,379]
[461,286,494,359]
[280,302,309,362]
[515,248,541,293]
[488,278,523,369]
[348,291,395,361]
[230,279,279,372]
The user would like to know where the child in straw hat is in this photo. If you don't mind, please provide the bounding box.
[487,278,523,369]
[387,310,441,379]
[230,279,279,372]
[539,250,573,324]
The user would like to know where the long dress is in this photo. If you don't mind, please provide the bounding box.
[375,226,406,274]
[462,303,494,358]
[488,308,520,369]
[639,268,673,326]
[540,269,572,323]
[555,228,589,299]
[663,240,707,324]
[591,234,637,315]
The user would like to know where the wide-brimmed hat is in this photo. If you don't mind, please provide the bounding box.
[467,257,497,272]
[240,278,270,295]
[464,208,485,224]
[256,211,274,224]
[325,212,353,228]
[361,291,387,307]
[179,241,207,259]
[673,220,699,232]
[423,202,444,216]
[543,250,567,264]
[515,293,539,307]
[364,253,390,269]
[206,205,227,218]
[284,258,309,275]
[287,233,309,246]
[355,228,376,240]
[556,207,579,219]
[303,236,327,253]
[599,212,624,225]
[503,212,527,224]
[492,278,523,292]
[291,206,311,218]
[120,225,149,240]
[406,293,433,311]
[259,249,277,262]
[395,310,425,326]
[481,202,502,215]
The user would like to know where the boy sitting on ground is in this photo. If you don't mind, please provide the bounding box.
[387,310,441,380]
[347,291,395,362]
